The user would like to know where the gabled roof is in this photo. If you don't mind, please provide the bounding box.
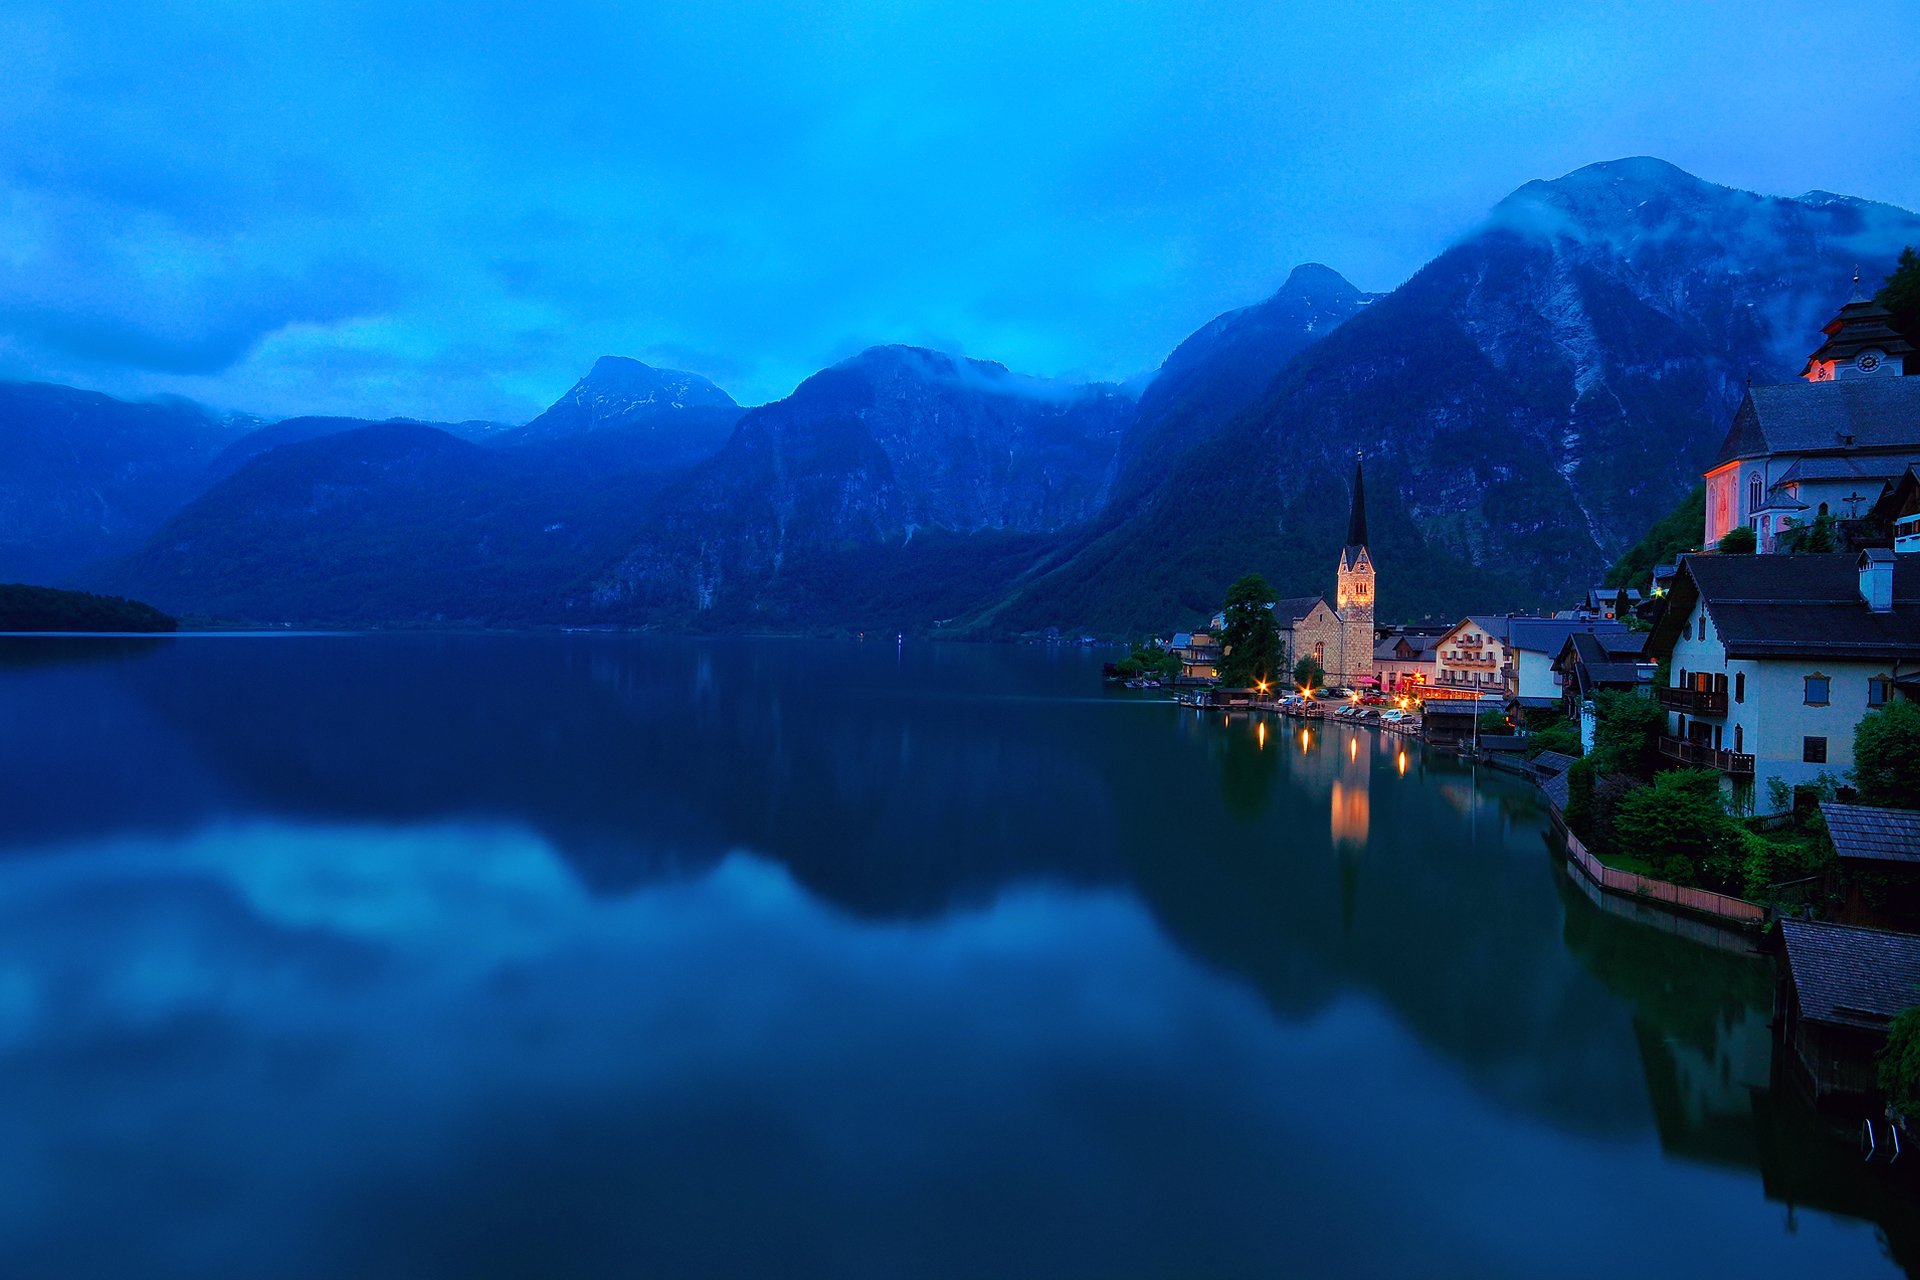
[1503,616,1632,656]
[1822,802,1920,865]
[1374,633,1439,661]
[1776,453,1920,485]
[1779,919,1920,1030]
[1648,552,1920,661]
[1271,595,1328,626]
[1713,378,1920,467]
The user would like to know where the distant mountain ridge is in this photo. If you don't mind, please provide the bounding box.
[585,345,1137,625]
[979,157,1920,633]
[497,356,744,470]
[17,157,1920,632]
[0,381,245,583]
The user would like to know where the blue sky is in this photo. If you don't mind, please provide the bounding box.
[2,1,1917,421]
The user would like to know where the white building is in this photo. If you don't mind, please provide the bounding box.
[1701,289,1920,553]
[1432,616,1634,710]
[1647,551,1920,815]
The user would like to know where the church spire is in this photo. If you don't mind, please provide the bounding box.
[1345,451,1368,550]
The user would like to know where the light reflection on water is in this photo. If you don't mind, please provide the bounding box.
[0,634,1907,1277]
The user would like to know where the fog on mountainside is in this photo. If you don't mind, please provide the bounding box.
[8,159,1917,632]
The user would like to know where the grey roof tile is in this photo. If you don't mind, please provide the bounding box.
[1780,919,1920,1029]
[1823,802,1920,865]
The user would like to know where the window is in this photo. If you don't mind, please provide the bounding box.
[1804,736,1828,764]
[1804,674,1830,706]
[1748,475,1762,512]
[1700,615,1710,643]
[1734,672,1744,704]
[1870,677,1892,707]
[1734,724,1743,753]
[1684,619,1694,640]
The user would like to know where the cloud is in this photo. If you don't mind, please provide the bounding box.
[0,1,1915,421]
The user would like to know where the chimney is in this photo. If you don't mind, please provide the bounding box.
[1859,549,1894,613]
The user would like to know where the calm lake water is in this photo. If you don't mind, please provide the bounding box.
[0,633,1911,1277]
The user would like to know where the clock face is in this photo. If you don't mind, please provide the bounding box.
[1858,349,1885,372]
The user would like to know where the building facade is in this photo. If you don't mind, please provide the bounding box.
[1701,289,1920,552]
[1648,551,1919,815]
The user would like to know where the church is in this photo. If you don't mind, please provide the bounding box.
[1703,279,1920,553]
[1271,456,1376,687]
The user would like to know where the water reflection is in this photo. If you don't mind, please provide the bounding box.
[0,636,1907,1277]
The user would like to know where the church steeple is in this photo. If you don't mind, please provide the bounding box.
[1345,452,1369,552]
[1335,451,1375,636]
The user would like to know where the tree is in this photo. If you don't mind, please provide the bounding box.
[1780,512,1836,554]
[1293,653,1325,692]
[1612,768,1742,887]
[1854,699,1920,809]
[1477,709,1511,735]
[1882,1005,1920,1120]
[1606,484,1703,591]
[1717,526,1756,554]
[1218,573,1282,689]
[1877,246,1920,344]
[1590,689,1666,779]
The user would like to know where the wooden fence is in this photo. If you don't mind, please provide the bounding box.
[1558,826,1765,925]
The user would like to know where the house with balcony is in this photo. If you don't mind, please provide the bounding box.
[1168,631,1222,682]
[1866,465,1920,554]
[1433,615,1635,712]
[1646,551,1920,815]
[1551,630,1654,706]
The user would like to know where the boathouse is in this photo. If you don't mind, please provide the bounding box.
[1823,801,1920,929]
[1775,918,1920,1101]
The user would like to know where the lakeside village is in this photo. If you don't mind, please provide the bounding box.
[1111,278,1920,1141]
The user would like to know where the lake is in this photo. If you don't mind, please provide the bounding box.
[0,632,1909,1277]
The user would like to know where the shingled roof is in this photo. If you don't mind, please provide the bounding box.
[1780,919,1920,1030]
[1822,802,1920,865]
[1271,595,1328,627]
[1713,377,1920,468]
[1649,552,1920,661]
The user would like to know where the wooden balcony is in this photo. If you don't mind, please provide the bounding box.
[1656,686,1727,714]
[1658,735,1753,775]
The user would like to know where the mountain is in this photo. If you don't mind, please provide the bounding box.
[1112,263,1376,499]
[207,415,513,483]
[0,381,246,583]
[494,356,743,471]
[92,418,712,626]
[88,358,757,624]
[984,158,1920,634]
[584,345,1136,627]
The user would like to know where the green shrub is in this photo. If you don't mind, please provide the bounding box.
[1613,769,1743,890]
[1854,699,1920,809]
[1591,690,1666,779]
[1881,1004,1920,1119]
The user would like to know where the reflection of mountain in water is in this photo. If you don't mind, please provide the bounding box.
[0,634,1890,1184]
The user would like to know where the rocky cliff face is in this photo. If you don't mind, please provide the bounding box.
[0,381,245,583]
[992,158,1920,632]
[590,346,1135,622]
[498,356,743,472]
[1113,263,1377,500]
